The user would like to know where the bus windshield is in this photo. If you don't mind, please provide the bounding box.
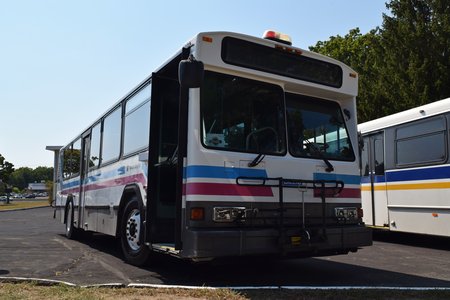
[286,93,355,161]
[200,71,354,161]
[201,71,286,155]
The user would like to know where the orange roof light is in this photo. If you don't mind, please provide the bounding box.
[202,36,213,43]
[263,30,292,45]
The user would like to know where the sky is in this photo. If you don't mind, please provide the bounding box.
[0,0,389,168]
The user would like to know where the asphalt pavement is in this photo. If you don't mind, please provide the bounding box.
[1,207,450,287]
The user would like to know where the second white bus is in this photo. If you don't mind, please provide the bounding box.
[360,97,450,237]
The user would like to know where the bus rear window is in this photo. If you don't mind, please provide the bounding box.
[222,37,342,88]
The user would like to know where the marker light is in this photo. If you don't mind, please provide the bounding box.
[190,207,204,220]
[263,30,292,45]
[202,36,213,43]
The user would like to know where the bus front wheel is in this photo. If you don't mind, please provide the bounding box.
[120,197,151,266]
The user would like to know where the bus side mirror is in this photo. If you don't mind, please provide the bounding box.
[178,55,204,88]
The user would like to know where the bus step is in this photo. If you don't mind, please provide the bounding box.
[151,243,180,256]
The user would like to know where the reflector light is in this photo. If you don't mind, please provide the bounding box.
[263,30,292,45]
[190,207,204,220]
[357,207,364,219]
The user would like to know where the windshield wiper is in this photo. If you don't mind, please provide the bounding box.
[304,140,334,173]
[248,153,265,167]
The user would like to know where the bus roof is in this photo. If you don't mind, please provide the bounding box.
[358,97,450,134]
[192,31,358,71]
[62,31,359,147]
[190,31,358,99]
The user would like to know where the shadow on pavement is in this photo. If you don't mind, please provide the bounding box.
[77,231,450,287]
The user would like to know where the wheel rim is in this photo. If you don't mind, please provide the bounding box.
[66,202,72,235]
[125,209,141,251]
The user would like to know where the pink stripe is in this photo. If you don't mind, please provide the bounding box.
[314,188,361,198]
[61,187,80,195]
[186,182,274,197]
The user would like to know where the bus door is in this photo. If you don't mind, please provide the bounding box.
[147,74,180,245]
[78,133,91,230]
[361,132,389,227]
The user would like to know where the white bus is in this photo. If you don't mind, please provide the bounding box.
[359,98,450,237]
[49,31,371,266]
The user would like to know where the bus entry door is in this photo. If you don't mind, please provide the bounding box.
[361,132,389,227]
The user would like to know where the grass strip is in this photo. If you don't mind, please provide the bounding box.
[1,282,450,300]
[0,200,49,211]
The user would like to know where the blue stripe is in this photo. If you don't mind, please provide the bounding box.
[186,165,267,179]
[62,180,80,190]
[386,165,450,182]
[63,166,136,189]
[314,173,361,185]
[85,167,124,184]
[361,175,386,184]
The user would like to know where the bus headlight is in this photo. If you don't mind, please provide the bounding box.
[213,207,246,222]
[335,207,358,223]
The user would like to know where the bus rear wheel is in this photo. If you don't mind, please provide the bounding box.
[120,197,151,266]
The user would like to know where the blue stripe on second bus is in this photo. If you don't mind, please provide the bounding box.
[361,175,386,184]
[387,165,450,182]
[360,165,450,184]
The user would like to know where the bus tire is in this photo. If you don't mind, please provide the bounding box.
[120,197,150,266]
[65,199,79,239]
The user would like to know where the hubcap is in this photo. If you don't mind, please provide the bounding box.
[126,209,141,251]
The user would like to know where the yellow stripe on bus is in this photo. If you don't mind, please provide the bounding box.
[360,184,386,192]
[361,182,450,191]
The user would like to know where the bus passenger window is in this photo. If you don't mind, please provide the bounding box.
[395,117,446,166]
[62,148,71,178]
[71,139,81,176]
[90,123,101,168]
[102,107,122,164]
[123,99,150,155]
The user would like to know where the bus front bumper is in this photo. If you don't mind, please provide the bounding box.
[180,225,372,260]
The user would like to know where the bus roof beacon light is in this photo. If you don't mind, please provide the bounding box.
[263,30,292,45]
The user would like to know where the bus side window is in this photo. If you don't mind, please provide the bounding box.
[361,139,369,176]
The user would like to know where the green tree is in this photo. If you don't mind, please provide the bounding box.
[0,154,15,186]
[0,154,15,203]
[381,0,450,112]
[309,28,386,122]
[9,166,54,191]
[310,0,450,122]
[9,167,34,191]
[33,166,54,183]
